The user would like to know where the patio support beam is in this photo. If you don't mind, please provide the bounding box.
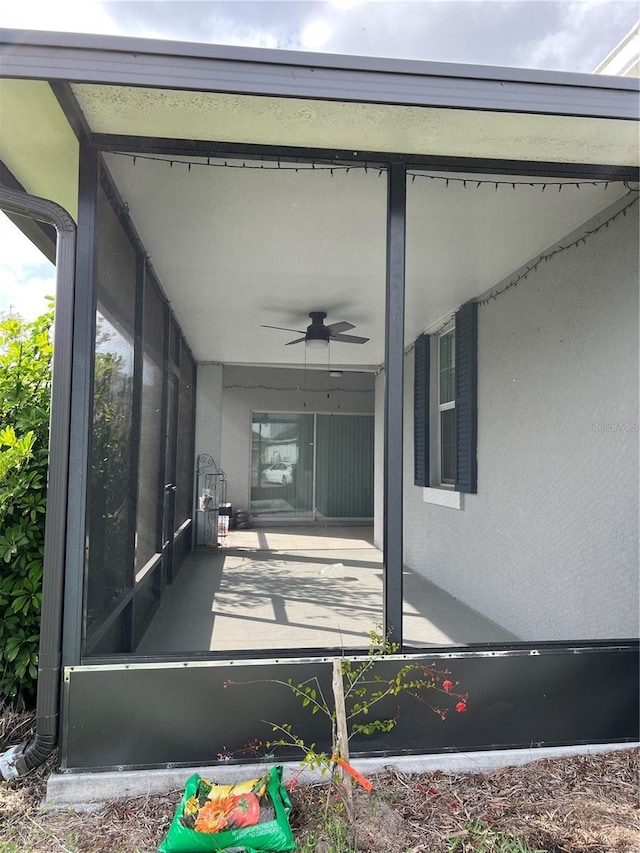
[94,135,640,183]
[383,163,406,647]
[62,141,99,668]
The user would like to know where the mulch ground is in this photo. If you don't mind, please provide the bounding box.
[1,707,638,852]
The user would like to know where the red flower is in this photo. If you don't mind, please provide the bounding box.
[455,701,467,713]
[442,680,453,692]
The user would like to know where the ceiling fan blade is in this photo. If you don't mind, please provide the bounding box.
[325,321,355,334]
[330,333,369,344]
[321,369,370,374]
[285,336,307,346]
[261,324,306,334]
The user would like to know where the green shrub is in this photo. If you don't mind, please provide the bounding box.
[0,307,53,704]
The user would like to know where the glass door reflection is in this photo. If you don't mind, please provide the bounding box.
[250,413,314,518]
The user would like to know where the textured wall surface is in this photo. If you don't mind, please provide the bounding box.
[195,364,224,470]
[375,202,639,641]
[220,366,375,512]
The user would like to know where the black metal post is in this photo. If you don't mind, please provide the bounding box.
[383,163,406,647]
[62,141,99,667]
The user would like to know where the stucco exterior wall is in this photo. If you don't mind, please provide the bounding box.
[220,365,375,512]
[375,202,639,641]
[195,364,224,469]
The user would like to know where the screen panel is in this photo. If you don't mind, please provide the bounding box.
[175,343,195,529]
[85,188,137,643]
[135,276,165,571]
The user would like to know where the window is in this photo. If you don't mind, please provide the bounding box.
[414,302,478,494]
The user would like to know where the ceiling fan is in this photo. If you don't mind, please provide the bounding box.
[261,311,369,349]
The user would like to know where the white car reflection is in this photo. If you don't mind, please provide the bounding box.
[262,462,294,484]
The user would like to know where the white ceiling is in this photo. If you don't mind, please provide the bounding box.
[0,79,633,369]
[104,152,628,367]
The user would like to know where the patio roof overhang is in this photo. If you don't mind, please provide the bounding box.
[0,28,638,369]
[1,29,639,165]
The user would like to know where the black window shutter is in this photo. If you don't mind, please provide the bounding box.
[455,302,478,493]
[414,333,430,486]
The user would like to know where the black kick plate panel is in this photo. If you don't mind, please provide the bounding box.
[62,644,639,771]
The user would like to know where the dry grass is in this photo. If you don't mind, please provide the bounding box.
[1,709,638,852]
[290,749,639,853]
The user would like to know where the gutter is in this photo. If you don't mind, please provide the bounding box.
[0,28,637,120]
[2,26,639,91]
[0,187,76,779]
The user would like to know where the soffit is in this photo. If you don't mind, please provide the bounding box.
[73,84,639,167]
[103,151,630,367]
[0,79,79,219]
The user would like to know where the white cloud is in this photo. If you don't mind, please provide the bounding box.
[3,0,632,72]
[129,20,282,49]
[522,0,633,71]
[301,19,333,49]
[329,0,366,9]
[0,0,121,35]
[0,215,55,322]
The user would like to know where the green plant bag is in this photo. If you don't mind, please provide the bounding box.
[158,765,296,852]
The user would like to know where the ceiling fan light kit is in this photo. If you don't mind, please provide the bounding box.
[306,337,329,350]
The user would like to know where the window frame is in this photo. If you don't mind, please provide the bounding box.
[437,325,456,488]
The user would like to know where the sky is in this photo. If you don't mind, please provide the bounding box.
[0,0,638,318]
[0,215,55,320]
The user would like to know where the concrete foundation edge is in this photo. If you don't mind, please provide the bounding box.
[45,742,639,809]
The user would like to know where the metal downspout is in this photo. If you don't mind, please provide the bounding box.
[0,187,76,779]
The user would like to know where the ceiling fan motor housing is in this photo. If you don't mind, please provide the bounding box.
[307,311,330,341]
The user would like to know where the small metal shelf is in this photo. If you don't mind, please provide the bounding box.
[195,453,228,547]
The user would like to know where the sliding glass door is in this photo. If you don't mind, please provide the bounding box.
[250,412,374,520]
[250,413,314,518]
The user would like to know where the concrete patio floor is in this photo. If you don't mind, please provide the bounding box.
[136,526,518,653]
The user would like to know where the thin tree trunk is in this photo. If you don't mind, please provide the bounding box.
[332,658,353,819]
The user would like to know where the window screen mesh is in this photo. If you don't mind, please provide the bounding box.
[86,189,136,639]
[135,276,165,571]
[175,343,195,528]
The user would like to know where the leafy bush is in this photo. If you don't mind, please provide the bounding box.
[0,307,53,703]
